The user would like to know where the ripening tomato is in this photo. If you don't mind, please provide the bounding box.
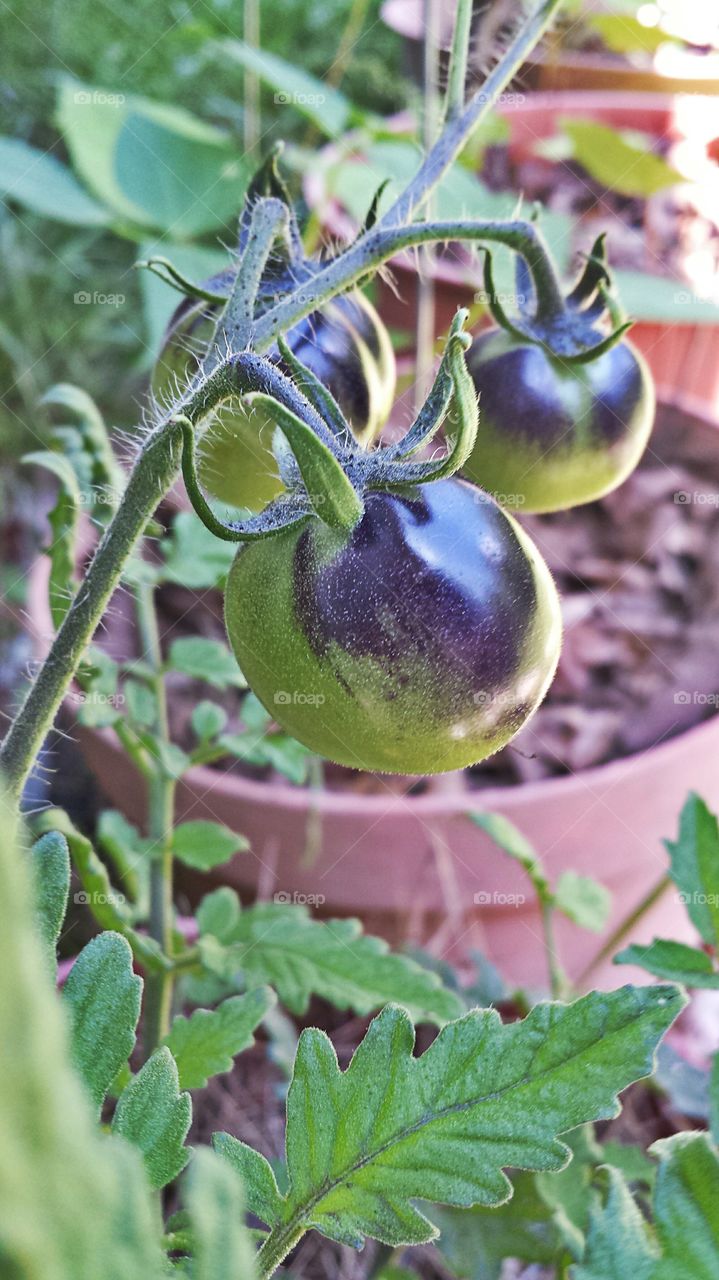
[224,477,561,774]
[153,280,396,511]
[463,328,655,514]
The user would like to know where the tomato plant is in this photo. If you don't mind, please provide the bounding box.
[154,278,395,510]
[463,235,654,513]
[464,326,654,513]
[225,476,560,773]
[5,4,708,1279]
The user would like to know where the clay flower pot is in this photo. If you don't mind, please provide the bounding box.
[306,92,719,420]
[26,406,719,994]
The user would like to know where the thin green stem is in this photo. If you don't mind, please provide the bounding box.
[540,896,569,1001]
[0,424,182,803]
[256,218,565,347]
[443,0,473,122]
[382,0,563,227]
[256,1223,306,1280]
[135,578,177,1058]
[575,874,672,991]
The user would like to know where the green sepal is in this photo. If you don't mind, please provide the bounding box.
[246,393,364,530]
[277,332,351,442]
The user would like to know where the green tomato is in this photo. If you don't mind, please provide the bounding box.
[153,283,396,511]
[463,328,655,514]
[225,478,562,775]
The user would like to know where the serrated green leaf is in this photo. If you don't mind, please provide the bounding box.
[201,900,464,1025]
[184,1147,257,1280]
[238,987,683,1254]
[164,987,275,1089]
[213,1133,284,1228]
[665,793,719,947]
[555,872,611,934]
[161,511,237,590]
[173,820,249,871]
[42,383,123,504]
[615,938,719,988]
[651,1133,719,1279]
[572,1166,655,1279]
[0,785,164,1279]
[63,932,142,1113]
[30,831,70,976]
[575,1135,719,1279]
[112,1047,191,1189]
[168,636,247,688]
[192,700,228,742]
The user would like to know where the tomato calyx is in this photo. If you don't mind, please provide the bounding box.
[482,231,633,365]
[176,309,478,543]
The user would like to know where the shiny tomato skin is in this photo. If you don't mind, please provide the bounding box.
[153,283,395,511]
[224,478,562,774]
[463,328,655,514]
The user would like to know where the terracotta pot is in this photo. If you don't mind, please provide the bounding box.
[306,92,719,420]
[27,408,719,993]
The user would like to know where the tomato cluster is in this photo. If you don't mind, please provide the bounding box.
[154,278,395,511]
[169,229,655,776]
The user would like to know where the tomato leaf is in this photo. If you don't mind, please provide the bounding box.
[184,1147,257,1280]
[30,830,70,977]
[218,987,682,1253]
[167,636,247,688]
[112,1046,192,1189]
[63,932,142,1113]
[198,893,464,1025]
[664,792,719,947]
[192,700,228,742]
[555,872,611,934]
[572,1165,655,1279]
[575,1135,719,1279]
[615,938,719,988]
[0,788,165,1279]
[173,820,249,871]
[163,987,275,1089]
[710,1057,719,1148]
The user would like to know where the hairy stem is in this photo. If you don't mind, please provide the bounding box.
[0,425,182,802]
[256,217,564,346]
[256,1223,306,1280]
